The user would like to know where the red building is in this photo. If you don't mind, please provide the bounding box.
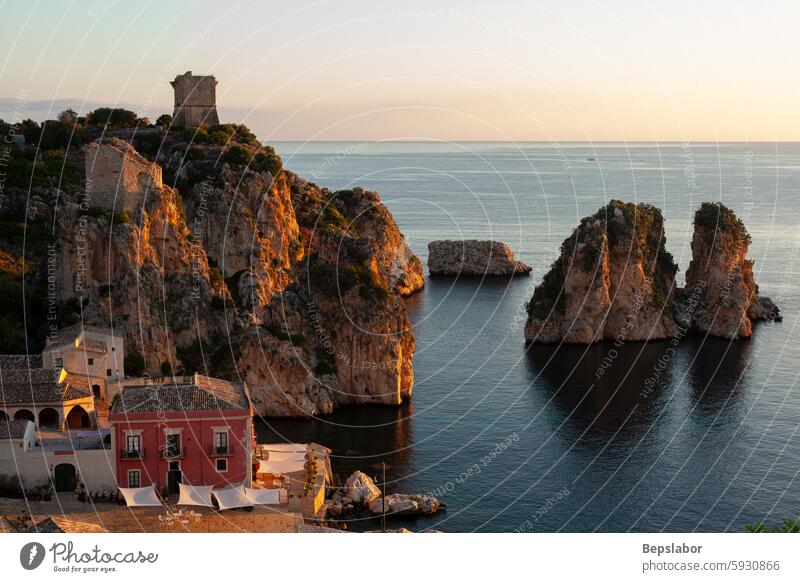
[109,374,255,494]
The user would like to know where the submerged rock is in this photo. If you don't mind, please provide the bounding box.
[427,240,531,277]
[525,200,678,344]
[681,202,781,339]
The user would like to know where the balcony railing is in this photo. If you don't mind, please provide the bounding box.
[120,448,145,460]
[161,447,183,459]
[209,445,233,457]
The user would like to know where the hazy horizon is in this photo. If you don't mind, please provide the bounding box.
[2,0,799,142]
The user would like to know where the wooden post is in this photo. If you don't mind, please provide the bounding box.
[382,462,386,533]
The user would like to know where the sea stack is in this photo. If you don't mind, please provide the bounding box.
[678,202,781,339]
[524,200,678,344]
[427,240,531,277]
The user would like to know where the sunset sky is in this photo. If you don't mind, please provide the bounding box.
[1,0,798,141]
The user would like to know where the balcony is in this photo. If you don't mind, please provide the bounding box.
[209,445,233,457]
[161,447,183,459]
[120,448,145,460]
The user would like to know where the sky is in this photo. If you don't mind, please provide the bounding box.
[1,0,799,141]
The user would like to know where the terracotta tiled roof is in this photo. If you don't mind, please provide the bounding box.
[46,323,116,346]
[0,354,43,369]
[0,419,31,440]
[112,374,250,415]
[0,367,91,405]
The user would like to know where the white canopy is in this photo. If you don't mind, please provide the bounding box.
[244,487,282,505]
[257,457,306,475]
[262,443,307,453]
[177,483,214,507]
[212,486,254,511]
[119,486,162,507]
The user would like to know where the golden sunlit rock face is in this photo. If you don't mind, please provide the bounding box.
[45,130,423,417]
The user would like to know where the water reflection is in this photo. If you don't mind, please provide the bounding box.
[256,403,415,487]
[526,341,678,446]
[683,337,751,421]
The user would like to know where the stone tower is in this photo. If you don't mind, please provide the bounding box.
[171,71,220,127]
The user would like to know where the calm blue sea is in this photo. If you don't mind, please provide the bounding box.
[259,141,800,532]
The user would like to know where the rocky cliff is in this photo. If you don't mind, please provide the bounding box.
[427,239,531,277]
[679,202,781,339]
[525,200,678,343]
[1,120,423,416]
[525,200,780,344]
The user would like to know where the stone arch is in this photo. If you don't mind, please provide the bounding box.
[92,384,102,400]
[38,407,60,428]
[66,405,90,429]
[13,409,34,422]
[0,409,7,421]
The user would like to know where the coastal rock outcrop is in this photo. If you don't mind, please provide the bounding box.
[342,471,382,506]
[368,493,443,516]
[3,121,422,417]
[680,202,781,339]
[525,200,781,344]
[427,240,531,277]
[525,200,678,344]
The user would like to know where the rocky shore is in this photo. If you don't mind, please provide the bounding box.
[525,200,780,344]
[428,239,531,277]
[325,471,444,521]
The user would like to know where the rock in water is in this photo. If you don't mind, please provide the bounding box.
[524,200,678,344]
[343,471,381,506]
[368,493,443,516]
[427,240,531,277]
[681,202,781,339]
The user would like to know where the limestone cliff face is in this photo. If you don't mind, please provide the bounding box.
[53,174,227,374]
[681,202,781,339]
[49,131,422,416]
[524,200,678,344]
[427,240,531,277]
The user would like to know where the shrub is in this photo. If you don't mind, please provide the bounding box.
[160,361,173,376]
[112,210,131,224]
[223,144,254,166]
[252,146,283,176]
[155,114,173,128]
[124,353,146,376]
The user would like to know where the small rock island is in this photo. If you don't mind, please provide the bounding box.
[524,200,780,344]
[428,240,531,277]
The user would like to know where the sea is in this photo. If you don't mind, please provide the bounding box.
[257,141,800,532]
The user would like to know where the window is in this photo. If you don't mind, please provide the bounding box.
[88,357,94,365]
[216,458,227,472]
[106,369,112,377]
[55,357,63,368]
[126,434,140,453]
[111,346,115,352]
[165,433,181,457]
[214,431,228,454]
[128,470,140,488]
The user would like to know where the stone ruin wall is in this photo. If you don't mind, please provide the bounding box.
[83,139,162,213]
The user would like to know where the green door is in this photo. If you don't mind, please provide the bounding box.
[54,464,76,493]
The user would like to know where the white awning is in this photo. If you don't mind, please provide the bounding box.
[177,483,214,507]
[262,443,307,453]
[212,487,254,511]
[257,457,305,475]
[119,486,162,507]
[243,487,282,505]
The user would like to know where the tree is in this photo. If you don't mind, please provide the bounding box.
[124,353,146,376]
[57,108,78,125]
[155,114,173,128]
[86,107,139,128]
